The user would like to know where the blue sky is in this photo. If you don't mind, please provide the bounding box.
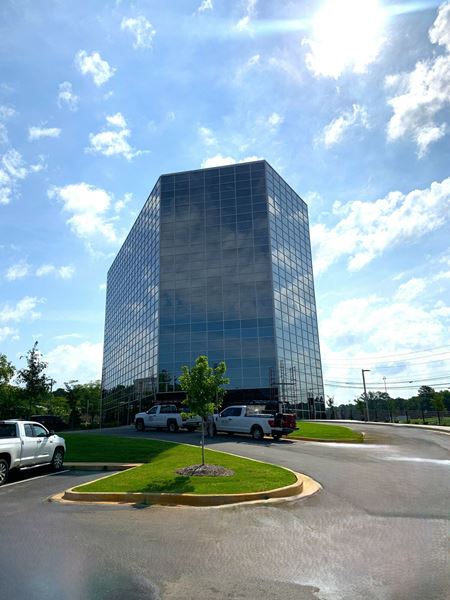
[0,0,449,402]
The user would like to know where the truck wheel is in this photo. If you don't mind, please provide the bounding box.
[51,448,64,471]
[0,458,9,486]
[251,426,264,441]
[135,420,145,432]
[168,420,179,433]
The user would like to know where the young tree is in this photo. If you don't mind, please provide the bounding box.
[16,342,49,417]
[179,356,229,466]
[326,395,335,419]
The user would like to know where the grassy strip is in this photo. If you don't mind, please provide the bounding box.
[65,434,296,495]
[289,422,363,442]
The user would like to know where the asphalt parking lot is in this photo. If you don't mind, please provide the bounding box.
[0,424,449,600]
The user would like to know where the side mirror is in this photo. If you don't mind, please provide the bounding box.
[49,429,55,436]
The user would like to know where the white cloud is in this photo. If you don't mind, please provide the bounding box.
[99,283,107,291]
[303,0,385,78]
[36,264,75,279]
[267,112,284,131]
[0,149,39,205]
[121,16,156,49]
[200,154,263,168]
[198,126,217,146]
[2,149,28,180]
[321,294,450,401]
[48,182,127,244]
[0,105,15,145]
[197,0,213,12]
[321,104,369,147]
[28,126,61,141]
[87,113,144,160]
[53,333,83,340]
[0,124,7,145]
[386,2,450,157]
[106,112,127,128]
[0,105,16,120]
[58,81,79,111]
[45,341,103,387]
[5,260,30,281]
[0,326,19,343]
[75,50,115,86]
[236,0,257,32]
[394,278,427,302]
[429,1,450,51]
[312,177,450,274]
[0,296,44,323]
[114,191,132,213]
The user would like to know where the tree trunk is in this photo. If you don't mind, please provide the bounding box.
[201,420,205,466]
[437,409,441,425]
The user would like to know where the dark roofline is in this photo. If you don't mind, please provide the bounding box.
[160,159,267,178]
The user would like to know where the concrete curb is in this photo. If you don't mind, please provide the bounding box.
[55,465,318,507]
[65,462,141,471]
[312,420,450,435]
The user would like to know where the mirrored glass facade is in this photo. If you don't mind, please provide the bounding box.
[101,161,324,425]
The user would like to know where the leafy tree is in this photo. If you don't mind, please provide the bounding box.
[64,380,81,429]
[354,395,366,420]
[418,385,435,423]
[0,355,24,419]
[76,380,101,425]
[179,356,229,465]
[16,342,49,417]
[432,393,445,425]
[0,353,15,386]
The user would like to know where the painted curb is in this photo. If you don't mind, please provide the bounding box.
[60,468,306,507]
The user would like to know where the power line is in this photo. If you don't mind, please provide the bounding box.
[322,345,450,361]
[323,357,450,369]
[324,375,450,385]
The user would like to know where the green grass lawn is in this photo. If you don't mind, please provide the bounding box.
[289,422,364,442]
[65,434,296,495]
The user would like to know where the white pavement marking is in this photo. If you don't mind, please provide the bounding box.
[0,469,70,488]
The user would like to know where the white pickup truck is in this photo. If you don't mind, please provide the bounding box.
[134,404,202,433]
[213,405,297,440]
[0,420,66,486]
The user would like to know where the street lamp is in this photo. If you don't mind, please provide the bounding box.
[361,369,370,422]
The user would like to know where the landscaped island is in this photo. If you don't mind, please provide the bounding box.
[64,434,297,495]
[289,422,364,443]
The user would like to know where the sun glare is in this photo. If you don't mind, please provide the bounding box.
[307,0,386,77]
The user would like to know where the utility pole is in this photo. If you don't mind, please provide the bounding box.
[362,369,370,422]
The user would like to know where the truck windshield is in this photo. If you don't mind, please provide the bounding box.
[0,423,18,438]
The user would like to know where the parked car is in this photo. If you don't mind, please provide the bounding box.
[30,415,68,431]
[134,404,202,432]
[0,420,66,486]
[213,405,297,440]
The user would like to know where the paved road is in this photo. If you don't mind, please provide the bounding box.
[0,425,449,600]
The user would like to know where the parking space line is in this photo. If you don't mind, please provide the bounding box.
[0,469,70,488]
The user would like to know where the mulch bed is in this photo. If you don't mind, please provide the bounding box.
[176,464,235,477]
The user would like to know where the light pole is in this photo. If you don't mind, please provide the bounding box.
[362,369,370,422]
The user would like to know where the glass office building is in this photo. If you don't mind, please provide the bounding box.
[101,160,325,425]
